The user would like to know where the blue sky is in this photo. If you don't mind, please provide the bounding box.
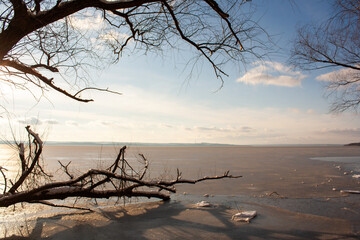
[1,0,359,145]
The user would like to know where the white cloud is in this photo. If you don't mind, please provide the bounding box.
[240,126,255,133]
[192,126,232,132]
[44,119,59,125]
[316,71,338,82]
[65,120,79,127]
[2,80,359,145]
[306,109,315,114]
[287,108,300,114]
[318,128,360,137]
[69,14,104,31]
[17,117,59,125]
[316,66,360,82]
[237,61,306,87]
[99,30,130,43]
[185,126,255,135]
[37,89,359,144]
[17,117,42,125]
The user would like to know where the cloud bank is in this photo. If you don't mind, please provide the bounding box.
[316,66,360,83]
[17,117,59,125]
[237,61,306,87]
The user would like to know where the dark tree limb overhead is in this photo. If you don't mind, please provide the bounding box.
[0,0,263,102]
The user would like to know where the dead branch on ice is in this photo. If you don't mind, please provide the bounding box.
[0,126,241,210]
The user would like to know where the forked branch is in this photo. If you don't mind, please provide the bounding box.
[0,127,241,210]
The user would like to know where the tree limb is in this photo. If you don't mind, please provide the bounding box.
[0,167,8,195]
[2,59,94,102]
[8,126,43,194]
[0,127,242,210]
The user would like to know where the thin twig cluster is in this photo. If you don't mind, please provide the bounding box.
[0,0,265,102]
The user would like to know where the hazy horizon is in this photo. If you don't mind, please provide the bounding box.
[0,140,347,147]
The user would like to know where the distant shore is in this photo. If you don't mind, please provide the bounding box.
[345,142,360,146]
[0,140,345,147]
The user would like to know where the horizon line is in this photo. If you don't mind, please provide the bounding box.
[0,140,348,147]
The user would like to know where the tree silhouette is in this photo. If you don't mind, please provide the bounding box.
[290,0,360,112]
[0,0,263,102]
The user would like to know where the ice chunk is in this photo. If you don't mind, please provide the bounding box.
[232,210,257,222]
[196,201,211,207]
[340,190,360,194]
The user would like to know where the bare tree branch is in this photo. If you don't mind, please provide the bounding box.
[0,127,241,210]
[8,125,43,194]
[73,87,122,98]
[58,161,74,179]
[0,0,265,102]
[1,59,94,102]
[0,167,8,195]
[31,200,94,212]
[290,0,360,112]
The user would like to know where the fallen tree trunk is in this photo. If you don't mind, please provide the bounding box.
[0,126,241,210]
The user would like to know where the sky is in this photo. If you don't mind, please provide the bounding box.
[1,0,360,145]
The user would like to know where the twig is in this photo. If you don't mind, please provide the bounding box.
[0,167,8,195]
[138,153,148,180]
[73,87,122,98]
[31,200,93,212]
[58,161,74,179]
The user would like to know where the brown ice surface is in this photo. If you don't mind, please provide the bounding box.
[1,146,360,239]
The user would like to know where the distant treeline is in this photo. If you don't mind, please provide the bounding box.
[345,143,360,147]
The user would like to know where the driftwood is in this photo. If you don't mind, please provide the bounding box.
[0,126,241,210]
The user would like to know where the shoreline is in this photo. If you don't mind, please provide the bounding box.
[1,193,359,239]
